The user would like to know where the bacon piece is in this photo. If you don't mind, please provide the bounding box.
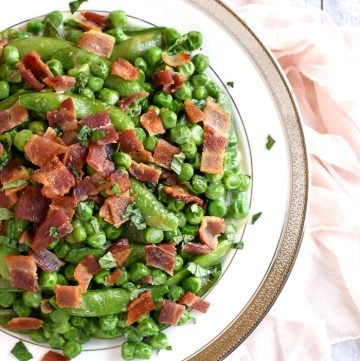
[160,170,177,185]
[72,174,104,198]
[41,299,53,315]
[79,112,118,145]
[140,275,153,285]
[7,317,43,330]
[0,39,8,58]
[0,101,28,133]
[105,268,122,286]
[129,162,161,184]
[50,196,78,219]
[158,300,185,326]
[81,11,108,29]
[118,129,154,163]
[74,255,101,292]
[127,290,155,325]
[47,98,77,132]
[24,134,68,167]
[145,244,176,275]
[87,143,115,177]
[184,99,206,124]
[43,75,76,92]
[199,216,225,251]
[153,139,180,170]
[0,143,3,158]
[99,192,133,227]
[112,58,139,81]
[78,30,115,58]
[118,92,149,111]
[152,69,185,94]
[158,243,176,255]
[200,98,231,174]
[21,51,53,80]
[31,209,73,252]
[55,285,82,308]
[43,127,66,145]
[0,191,17,209]
[5,256,38,292]
[32,250,64,272]
[108,239,131,267]
[182,242,211,255]
[162,52,191,67]
[0,159,29,195]
[62,130,78,145]
[163,185,204,206]
[17,61,44,90]
[104,170,131,196]
[179,291,210,313]
[15,186,50,223]
[19,230,32,245]
[139,107,165,136]
[42,351,70,361]
[32,157,76,198]
[63,143,87,179]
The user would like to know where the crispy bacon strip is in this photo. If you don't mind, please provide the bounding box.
[43,75,76,92]
[105,268,122,286]
[74,255,101,292]
[127,290,155,325]
[72,174,104,198]
[104,170,131,196]
[0,159,29,195]
[87,143,115,178]
[17,61,44,90]
[32,250,64,272]
[42,351,70,361]
[47,98,77,132]
[41,299,53,315]
[184,99,206,123]
[5,256,38,292]
[162,52,191,67]
[0,191,17,209]
[7,317,43,330]
[158,300,185,326]
[0,101,28,133]
[129,162,161,184]
[179,291,210,313]
[78,30,115,58]
[81,11,108,29]
[118,92,149,111]
[163,185,204,206]
[145,244,176,275]
[108,239,131,267]
[55,285,82,308]
[32,157,76,199]
[112,58,139,81]
[50,196,78,219]
[118,129,154,163]
[200,97,231,174]
[152,69,185,94]
[153,139,180,170]
[199,216,225,250]
[139,107,165,136]
[182,242,211,255]
[99,192,133,227]
[63,143,87,180]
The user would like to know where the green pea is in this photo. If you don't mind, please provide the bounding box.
[137,317,159,337]
[87,76,104,92]
[191,73,208,86]
[125,326,142,343]
[80,87,95,99]
[56,274,69,286]
[168,285,184,301]
[206,198,226,216]
[228,198,249,219]
[26,19,44,34]
[172,211,186,228]
[206,80,220,98]
[115,268,128,286]
[177,163,194,182]
[192,54,209,73]
[189,152,201,169]
[90,61,110,79]
[142,82,154,95]
[122,341,136,360]
[177,61,195,79]
[23,291,41,308]
[54,242,70,259]
[64,327,80,341]
[72,218,83,228]
[46,10,63,27]
[129,262,150,282]
[13,300,31,317]
[164,27,180,45]
[164,228,181,241]
[76,201,94,221]
[151,269,167,285]
[150,332,171,350]
[185,204,204,225]
[70,316,88,329]
[167,199,185,212]
[63,340,82,359]
[87,231,106,248]
[192,86,208,100]
[174,254,184,272]
[153,91,173,108]
[94,270,110,285]
[72,226,87,243]
[191,175,207,194]
[134,342,152,360]
[112,152,131,170]
[106,28,126,43]
[99,88,119,105]
[222,173,241,190]
[0,80,10,100]
[205,173,223,182]
[144,136,157,152]
[100,314,118,331]
[0,64,9,81]
[182,276,202,293]
[177,309,191,326]
[64,265,75,281]
[46,59,63,76]
[105,223,122,240]
[29,329,46,344]
[174,82,192,100]
[181,140,197,159]
[48,334,65,349]
[0,291,16,307]
[144,227,164,244]
[66,29,83,43]
[134,127,146,143]
[237,174,251,192]
[181,223,199,236]
[171,98,184,114]
[2,46,19,64]
[205,182,225,200]
[51,310,70,324]
[13,129,32,151]
[27,120,46,134]
[144,46,162,67]
[134,57,147,72]
[186,31,203,50]
[39,271,57,288]
[170,124,191,145]
[160,109,177,129]
[109,10,127,28]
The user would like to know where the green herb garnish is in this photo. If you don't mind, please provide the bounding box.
[251,212,262,225]
[171,152,185,175]
[266,135,276,150]
[186,262,214,278]
[69,0,88,14]
[90,129,108,143]
[49,226,58,238]
[226,81,234,88]
[77,125,92,146]
[11,341,33,361]
[0,179,27,191]
[99,252,117,270]
[0,208,14,220]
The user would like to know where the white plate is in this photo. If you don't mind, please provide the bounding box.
[0,1,308,360]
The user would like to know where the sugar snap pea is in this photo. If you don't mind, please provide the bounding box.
[0,245,18,279]
[105,75,145,98]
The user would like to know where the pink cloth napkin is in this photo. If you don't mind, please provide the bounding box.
[223,1,360,360]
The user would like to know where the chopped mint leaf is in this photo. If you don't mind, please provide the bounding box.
[171,152,185,175]
[110,183,121,196]
[226,81,234,88]
[49,226,58,238]
[99,251,117,270]
[11,341,33,361]
[123,203,146,230]
[0,207,14,220]
[266,135,276,150]
[186,262,214,278]
[69,0,88,14]
[77,125,91,146]
[232,241,244,249]
[251,212,262,225]
[0,179,27,191]
[90,129,108,143]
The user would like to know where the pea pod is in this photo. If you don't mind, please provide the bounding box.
[0,309,16,327]
[51,289,130,317]
[130,180,178,232]
[8,37,73,61]
[64,248,106,264]
[0,278,20,292]
[105,75,145,98]
[19,92,134,131]
[198,264,222,296]
[110,30,165,61]
[124,244,145,267]
[0,245,18,279]
[124,27,166,36]
[0,93,29,111]
[94,327,124,339]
